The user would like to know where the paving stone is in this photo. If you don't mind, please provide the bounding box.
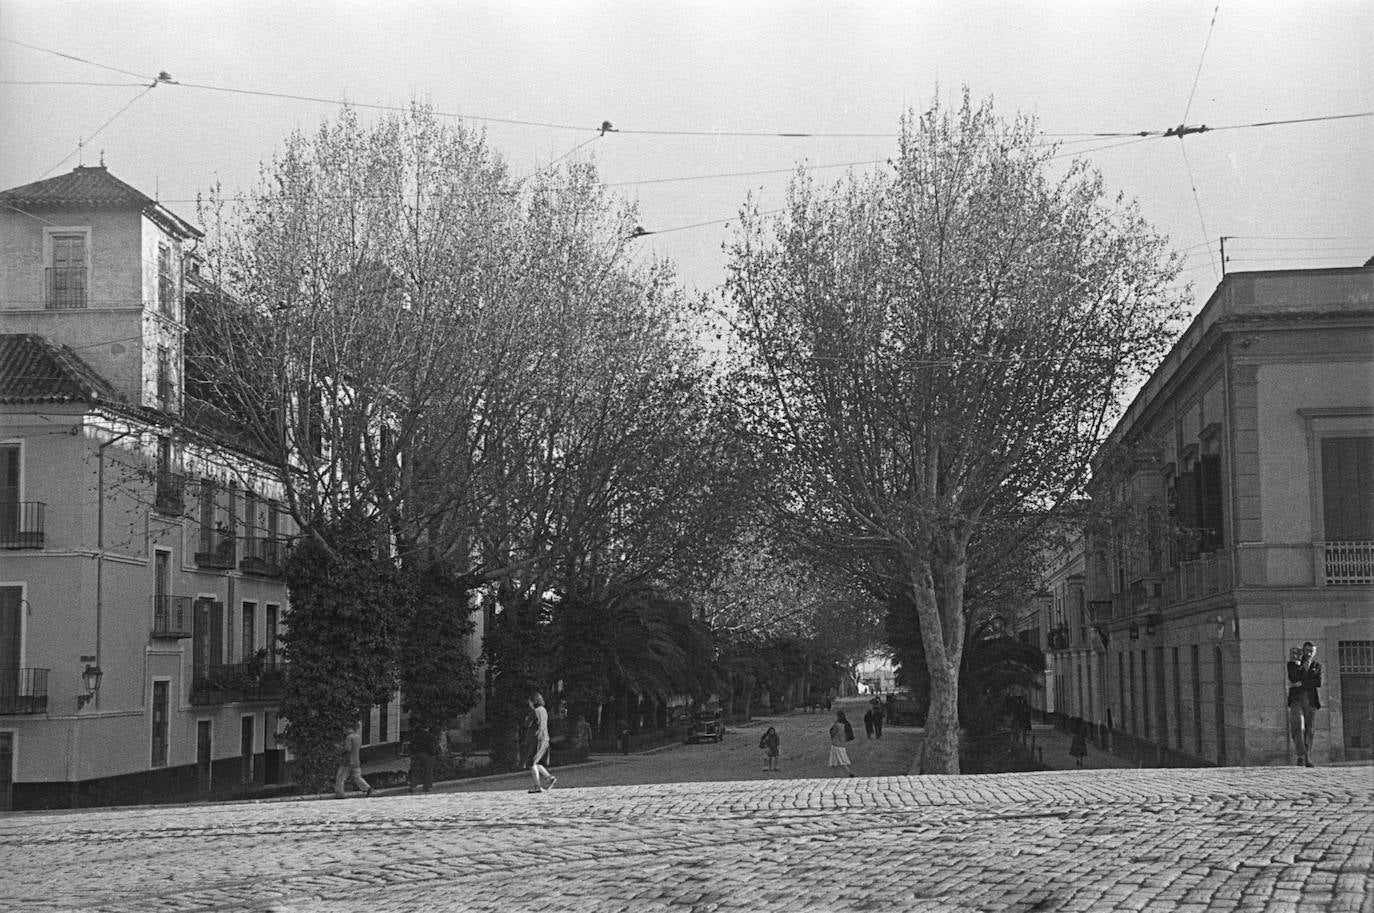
[0,762,1369,912]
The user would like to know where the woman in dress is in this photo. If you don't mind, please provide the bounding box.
[759,726,781,772]
[525,692,556,793]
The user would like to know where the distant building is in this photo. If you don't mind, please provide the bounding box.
[0,165,303,808]
[1017,519,1092,726]
[1084,263,1374,766]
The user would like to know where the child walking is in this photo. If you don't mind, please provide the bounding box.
[759,726,781,772]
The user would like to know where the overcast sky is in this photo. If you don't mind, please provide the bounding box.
[2,1,1370,314]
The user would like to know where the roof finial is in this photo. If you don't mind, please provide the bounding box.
[99,149,105,167]
[77,138,84,166]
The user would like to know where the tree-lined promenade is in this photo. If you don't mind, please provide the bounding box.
[185,91,1183,785]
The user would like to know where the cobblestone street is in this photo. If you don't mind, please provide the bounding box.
[1,762,1369,913]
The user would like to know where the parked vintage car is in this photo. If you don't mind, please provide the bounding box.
[685,709,725,744]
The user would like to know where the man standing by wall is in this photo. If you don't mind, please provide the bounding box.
[1287,642,1323,767]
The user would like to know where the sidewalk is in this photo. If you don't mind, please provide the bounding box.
[1022,723,1140,771]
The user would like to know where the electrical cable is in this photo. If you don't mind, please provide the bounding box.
[0,36,153,81]
[1177,142,1217,281]
[173,80,599,133]
[40,83,158,178]
[0,79,148,87]
[1183,2,1222,124]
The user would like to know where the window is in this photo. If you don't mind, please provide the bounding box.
[46,230,88,308]
[1198,452,1224,552]
[154,436,183,516]
[157,242,176,317]
[265,604,280,664]
[192,598,224,685]
[156,345,172,409]
[0,444,19,545]
[1322,438,1374,541]
[153,549,171,631]
[241,602,256,661]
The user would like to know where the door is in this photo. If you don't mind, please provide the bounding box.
[1338,641,1374,761]
[240,715,255,785]
[196,720,212,792]
[1213,647,1227,765]
[151,682,169,767]
[0,732,13,811]
[0,587,21,708]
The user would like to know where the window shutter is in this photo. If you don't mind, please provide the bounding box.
[1323,438,1374,541]
[1200,454,1224,551]
[211,600,225,667]
[1176,470,1199,558]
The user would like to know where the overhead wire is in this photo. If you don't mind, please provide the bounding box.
[1183,2,1221,124]
[0,35,153,81]
[40,82,159,178]
[0,79,149,87]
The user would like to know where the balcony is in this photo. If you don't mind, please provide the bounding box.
[0,500,45,549]
[151,594,195,638]
[45,267,87,309]
[0,668,49,714]
[1325,541,1374,586]
[191,658,286,705]
[239,536,287,577]
[1162,551,1233,604]
[154,472,185,516]
[194,527,236,569]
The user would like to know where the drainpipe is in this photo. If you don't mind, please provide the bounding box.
[95,426,136,710]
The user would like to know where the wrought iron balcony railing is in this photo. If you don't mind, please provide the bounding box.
[1325,541,1374,586]
[0,668,49,714]
[1161,551,1233,604]
[0,500,45,549]
[194,527,236,569]
[151,594,195,638]
[239,536,287,577]
[45,267,87,309]
[190,658,287,705]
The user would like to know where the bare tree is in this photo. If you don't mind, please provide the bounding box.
[726,92,1185,773]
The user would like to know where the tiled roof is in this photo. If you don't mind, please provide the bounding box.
[0,165,202,239]
[0,333,124,405]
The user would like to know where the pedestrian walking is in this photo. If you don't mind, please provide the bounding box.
[524,692,556,793]
[828,711,855,777]
[1069,721,1088,768]
[408,726,438,793]
[333,720,373,799]
[759,726,781,772]
[870,697,884,739]
[884,692,896,725]
[863,708,875,739]
[1287,642,1323,767]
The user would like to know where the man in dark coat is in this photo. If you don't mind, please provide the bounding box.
[1287,641,1323,767]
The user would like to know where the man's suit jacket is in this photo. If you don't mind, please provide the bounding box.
[1287,659,1323,710]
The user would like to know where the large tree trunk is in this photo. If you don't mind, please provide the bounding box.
[912,535,969,774]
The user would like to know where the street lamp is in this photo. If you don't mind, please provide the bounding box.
[76,664,103,708]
